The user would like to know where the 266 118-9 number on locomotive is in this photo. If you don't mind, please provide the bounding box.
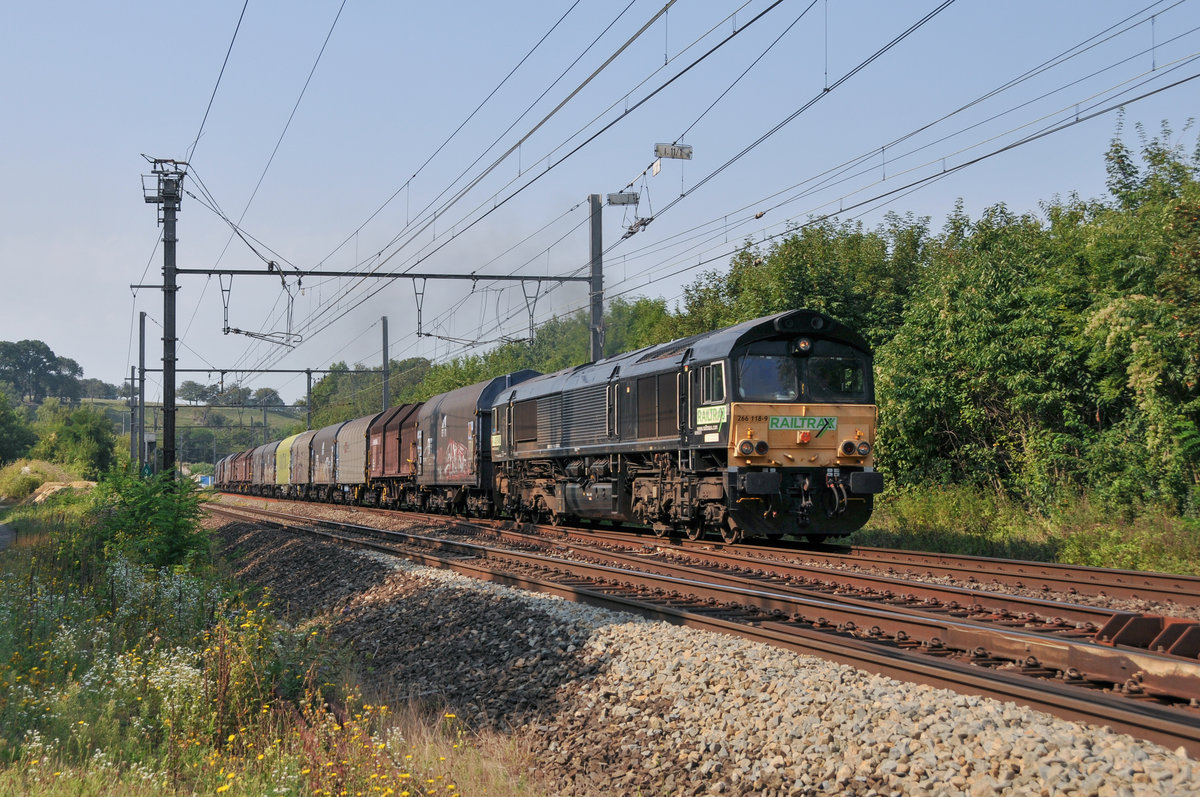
[216,309,883,544]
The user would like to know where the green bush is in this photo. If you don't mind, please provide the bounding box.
[30,400,117,480]
[87,470,210,568]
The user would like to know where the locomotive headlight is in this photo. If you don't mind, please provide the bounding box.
[754,440,769,456]
[790,337,813,356]
[839,440,858,457]
[738,439,756,456]
[856,441,873,456]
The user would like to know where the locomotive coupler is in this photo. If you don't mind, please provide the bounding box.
[794,475,813,527]
[823,471,849,517]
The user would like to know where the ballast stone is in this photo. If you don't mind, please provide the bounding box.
[213,520,1200,796]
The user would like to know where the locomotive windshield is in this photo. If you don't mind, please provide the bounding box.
[734,344,872,403]
[736,355,799,401]
[806,355,868,402]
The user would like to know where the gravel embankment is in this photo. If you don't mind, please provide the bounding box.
[212,517,1198,796]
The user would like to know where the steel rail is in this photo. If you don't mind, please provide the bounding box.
[792,545,1200,608]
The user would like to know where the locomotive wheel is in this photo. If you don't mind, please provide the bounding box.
[720,524,744,544]
[684,523,703,541]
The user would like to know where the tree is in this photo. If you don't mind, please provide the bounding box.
[250,387,283,407]
[180,380,217,405]
[0,340,87,404]
[31,400,117,478]
[0,339,58,402]
[79,378,120,399]
[0,389,35,464]
[218,384,252,424]
[49,356,83,402]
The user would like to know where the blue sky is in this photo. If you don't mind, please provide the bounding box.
[2,0,1199,404]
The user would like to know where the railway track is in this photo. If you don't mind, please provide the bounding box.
[222,493,1200,609]
[494,519,1200,609]
[209,501,1200,754]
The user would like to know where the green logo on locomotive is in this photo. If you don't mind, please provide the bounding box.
[768,415,838,431]
[695,405,728,425]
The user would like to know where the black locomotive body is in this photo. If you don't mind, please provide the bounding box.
[490,309,882,542]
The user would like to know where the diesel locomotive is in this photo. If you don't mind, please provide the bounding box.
[216,309,883,543]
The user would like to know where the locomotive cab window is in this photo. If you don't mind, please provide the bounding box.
[805,356,868,402]
[736,355,798,401]
[700,362,725,404]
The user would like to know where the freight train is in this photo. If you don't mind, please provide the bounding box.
[215,309,883,543]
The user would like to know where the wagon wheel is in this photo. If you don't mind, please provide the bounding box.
[652,523,669,538]
[720,523,744,545]
[684,522,704,541]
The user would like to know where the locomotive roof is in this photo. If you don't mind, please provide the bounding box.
[497,309,868,403]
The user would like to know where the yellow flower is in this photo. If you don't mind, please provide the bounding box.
[228,734,237,742]
[217,786,230,794]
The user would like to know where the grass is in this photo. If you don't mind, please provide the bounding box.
[852,485,1200,576]
[0,493,546,796]
[0,460,81,503]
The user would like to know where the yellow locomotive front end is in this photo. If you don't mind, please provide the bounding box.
[708,320,883,542]
[729,403,878,470]
[725,402,882,541]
